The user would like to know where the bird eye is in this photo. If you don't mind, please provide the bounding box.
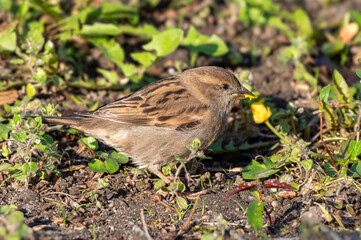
[220,83,229,90]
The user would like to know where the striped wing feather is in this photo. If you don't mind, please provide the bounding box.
[80,77,209,131]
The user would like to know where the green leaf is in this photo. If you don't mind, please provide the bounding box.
[192,138,201,149]
[95,151,109,158]
[118,24,158,38]
[350,10,361,27]
[88,159,106,172]
[242,159,280,180]
[176,197,188,211]
[17,0,30,20]
[356,69,361,78]
[247,200,264,235]
[9,169,25,182]
[349,161,361,178]
[81,137,98,150]
[109,150,129,164]
[143,28,183,57]
[319,85,331,111]
[293,62,317,88]
[290,182,299,191]
[44,134,54,144]
[324,161,338,178]
[33,67,47,83]
[278,120,291,136]
[0,163,12,171]
[18,224,29,237]
[87,37,124,68]
[26,21,45,47]
[29,162,38,173]
[0,0,12,11]
[97,68,119,85]
[22,163,30,175]
[346,140,361,160]
[79,23,122,36]
[26,83,36,99]
[99,2,139,24]
[57,6,93,41]
[269,16,294,39]
[320,85,331,106]
[0,22,17,52]
[209,139,223,153]
[225,139,237,151]
[182,26,228,56]
[10,133,26,142]
[201,232,215,240]
[9,58,25,64]
[333,69,350,103]
[104,158,119,174]
[154,180,165,189]
[6,210,24,224]
[89,158,119,174]
[324,104,337,128]
[0,124,9,141]
[301,160,313,171]
[119,63,136,78]
[175,180,186,193]
[292,9,313,38]
[322,40,344,56]
[130,52,157,67]
[31,0,62,21]
[0,204,16,214]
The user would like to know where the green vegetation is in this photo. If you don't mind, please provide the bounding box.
[0,0,360,238]
[0,205,31,240]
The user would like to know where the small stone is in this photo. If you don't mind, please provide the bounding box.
[271,201,278,209]
[234,175,243,186]
[215,172,224,182]
[300,206,322,224]
[277,191,296,199]
[264,195,275,203]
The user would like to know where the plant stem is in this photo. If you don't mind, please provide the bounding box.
[264,120,294,146]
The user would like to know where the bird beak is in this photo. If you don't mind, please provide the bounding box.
[232,86,255,100]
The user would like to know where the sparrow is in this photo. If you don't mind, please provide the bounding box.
[43,66,253,182]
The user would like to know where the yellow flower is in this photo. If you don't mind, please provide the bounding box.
[244,93,257,100]
[251,101,272,124]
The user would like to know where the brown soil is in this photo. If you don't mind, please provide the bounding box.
[1,0,361,239]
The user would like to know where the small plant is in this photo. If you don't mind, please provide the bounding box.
[197,215,231,240]
[0,205,31,240]
[1,112,61,185]
[154,138,208,210]
[51,202,87,225]
[222,179,296,235]
[89,148,129,174]
[89,177,110,208]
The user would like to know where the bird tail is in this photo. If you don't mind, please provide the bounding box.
[42,116,83,126]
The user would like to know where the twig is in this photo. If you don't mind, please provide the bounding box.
[177,196,200,235]
[140,209,153,240]
[174,152,195,184]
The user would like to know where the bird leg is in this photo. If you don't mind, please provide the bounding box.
[147,165,171,184]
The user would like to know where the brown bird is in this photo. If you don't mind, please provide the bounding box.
[43,66,253,181]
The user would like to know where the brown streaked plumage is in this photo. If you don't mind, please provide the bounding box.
[42,66,253,181]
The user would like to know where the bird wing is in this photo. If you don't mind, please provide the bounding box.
[79,77,210,131]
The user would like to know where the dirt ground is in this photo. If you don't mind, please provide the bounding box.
[1,0,361,239]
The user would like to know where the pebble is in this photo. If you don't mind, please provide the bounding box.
[215,172,224,182]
